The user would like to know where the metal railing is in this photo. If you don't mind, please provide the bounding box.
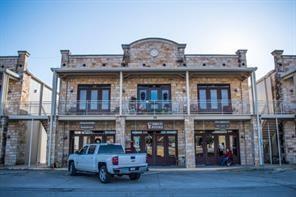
[122,100,185,115]
[257,100,296,115]
[2,99,293,117]
[58,100,120,115]
[189,99,251,115]
[3,101,52,116]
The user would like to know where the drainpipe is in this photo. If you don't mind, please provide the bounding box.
[48,71,58,167]
[251,71,264,166]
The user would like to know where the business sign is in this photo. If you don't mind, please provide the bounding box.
[80,121,95,129]
[214,121,230,130]
[147,121,164,130]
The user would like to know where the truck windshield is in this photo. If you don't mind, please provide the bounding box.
[98,144,124,154]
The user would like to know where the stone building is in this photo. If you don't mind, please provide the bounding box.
[49,38,264,168]
[0,51,51,166]
[256,50,296,164]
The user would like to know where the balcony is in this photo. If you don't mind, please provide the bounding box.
[258,100,296,116]
[58,100,120,115]
[2,101,52,119]
[122,100,185,115]
[189,99,251,115]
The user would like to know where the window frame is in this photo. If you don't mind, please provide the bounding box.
[77,84,111,112]
[197,84,232,113]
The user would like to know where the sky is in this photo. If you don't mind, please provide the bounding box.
[0,0,295,86]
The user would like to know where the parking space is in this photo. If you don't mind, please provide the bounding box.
[0,168,295,196]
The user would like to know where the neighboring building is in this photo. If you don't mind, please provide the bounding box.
[256,50,296,164]
[0,51,51,166]
[49,38,263,168]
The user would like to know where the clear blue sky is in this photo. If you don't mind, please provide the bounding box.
[0,0,295,85]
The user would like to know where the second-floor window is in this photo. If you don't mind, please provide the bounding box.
[197,84,231,113]
[78,85,111,112]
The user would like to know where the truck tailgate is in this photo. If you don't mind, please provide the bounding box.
[118,153,146,167]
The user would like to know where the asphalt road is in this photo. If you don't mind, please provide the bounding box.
[0,168,295,196]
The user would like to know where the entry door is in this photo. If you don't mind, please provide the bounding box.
[132,131,177,166]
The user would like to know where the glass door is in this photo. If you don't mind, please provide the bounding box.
[149,88,160,112]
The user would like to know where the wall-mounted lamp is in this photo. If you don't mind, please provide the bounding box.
[70,88,74,93]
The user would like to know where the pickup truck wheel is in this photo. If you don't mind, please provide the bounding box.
[129,173,141,181]
[98,166,111,183]
[69,162,76,176]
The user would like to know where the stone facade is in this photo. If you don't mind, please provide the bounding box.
[283,121,296,163]
[256,50,296,164]
[52,38,261,168]
[0,51,51,166]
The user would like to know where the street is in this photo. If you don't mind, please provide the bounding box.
[0,168,295,196]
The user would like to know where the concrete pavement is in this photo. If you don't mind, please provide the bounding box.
[0,168,295,196]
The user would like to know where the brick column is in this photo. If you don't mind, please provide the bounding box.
[4,122,26,166]
[240,121,255,165]
[116,117,125,148]
[184,117,195,168]
[283,121,296,164]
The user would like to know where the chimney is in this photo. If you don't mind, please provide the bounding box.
[60,50,71,67]
[271,50,284,71]
[236,49,247,67]
[17,50,30,71]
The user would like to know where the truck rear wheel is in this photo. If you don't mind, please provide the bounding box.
[98,165,111,183]
[129,173,141,181]
[69,162,76,176]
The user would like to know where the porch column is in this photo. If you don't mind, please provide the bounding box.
[275,117,282,166]
[0,72,9,115]
[0,72,9,163]
[186,71,190,115]
[48,71,58,167]
[116,117,125,148]
[119,71,123,116]
[251,71,264,166]
[184,117,195,168]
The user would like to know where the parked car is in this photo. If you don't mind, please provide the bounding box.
[68,143,148,183]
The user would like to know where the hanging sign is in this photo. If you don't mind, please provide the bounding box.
[147,121,164,130]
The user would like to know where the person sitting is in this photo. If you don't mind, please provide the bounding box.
[220,148,233,166]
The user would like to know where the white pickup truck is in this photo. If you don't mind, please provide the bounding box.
[68,143,148,183]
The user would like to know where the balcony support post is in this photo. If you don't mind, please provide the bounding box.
[119,71,123,116]
[275,117,282,166]
[28,118,34,168]
[251,71,264,166]
[38,84,44,116]
[267,121,273,164]
[186,71,190,115]
[0,72,9,163]
[0,72,9,116]
[48,71,58,167]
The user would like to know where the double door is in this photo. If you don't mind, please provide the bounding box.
[131,131,177,166]
[195,130,240,165]
[137,85,171,113]
[69,130,115,154]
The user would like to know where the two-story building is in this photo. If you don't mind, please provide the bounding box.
[0,51,51,167]
[49,38,263,168]
[257,50,296,165]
